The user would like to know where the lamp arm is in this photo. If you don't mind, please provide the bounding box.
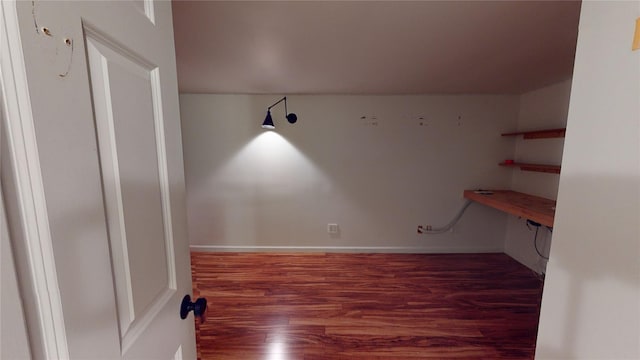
[267,96,287,111]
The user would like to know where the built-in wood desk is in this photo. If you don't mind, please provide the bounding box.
[463,190,556,227]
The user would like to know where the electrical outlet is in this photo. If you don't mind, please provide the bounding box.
[327,223,339,234]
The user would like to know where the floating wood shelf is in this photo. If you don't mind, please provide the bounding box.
[463,190,556,227]
[501,128,566,139]
[499,162,561,174]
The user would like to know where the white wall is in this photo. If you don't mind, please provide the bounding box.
[504,80,572,273]
[536,1,640,358]
[180,94,519,252]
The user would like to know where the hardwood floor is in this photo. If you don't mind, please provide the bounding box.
[191,252,544,359]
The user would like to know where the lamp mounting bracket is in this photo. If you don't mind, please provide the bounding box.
[267,96,288,114]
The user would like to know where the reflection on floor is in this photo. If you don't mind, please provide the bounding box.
[191,252,544,360]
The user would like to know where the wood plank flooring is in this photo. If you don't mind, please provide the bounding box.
[191,252,544,360]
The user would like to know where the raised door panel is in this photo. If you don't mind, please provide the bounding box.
[86,26,177,354]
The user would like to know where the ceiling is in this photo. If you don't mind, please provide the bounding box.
[171,1,581,95]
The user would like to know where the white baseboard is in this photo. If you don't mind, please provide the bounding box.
[190,245,504,253]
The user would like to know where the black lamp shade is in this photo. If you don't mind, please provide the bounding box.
[261,97,298,129]
[261,110,275,129]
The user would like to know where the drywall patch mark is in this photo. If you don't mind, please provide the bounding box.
[359,115,379,126]
[58,38,73,78]
[31,1,74,78]
[400,114,428,127]
[32,1,39,33]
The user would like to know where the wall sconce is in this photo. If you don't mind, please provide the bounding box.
[262,96,298,129]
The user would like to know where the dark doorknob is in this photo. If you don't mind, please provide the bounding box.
[180,295,207,322]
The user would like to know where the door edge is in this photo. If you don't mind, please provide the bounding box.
[0,1,70,358]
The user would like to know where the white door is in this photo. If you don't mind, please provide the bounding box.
[6,1,197,358]
[1,100,32,360]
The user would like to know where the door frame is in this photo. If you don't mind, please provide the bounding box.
[0,1,69,358]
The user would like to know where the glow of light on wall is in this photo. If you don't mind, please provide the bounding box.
[213,131,332,196]
[187,122,368,247]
